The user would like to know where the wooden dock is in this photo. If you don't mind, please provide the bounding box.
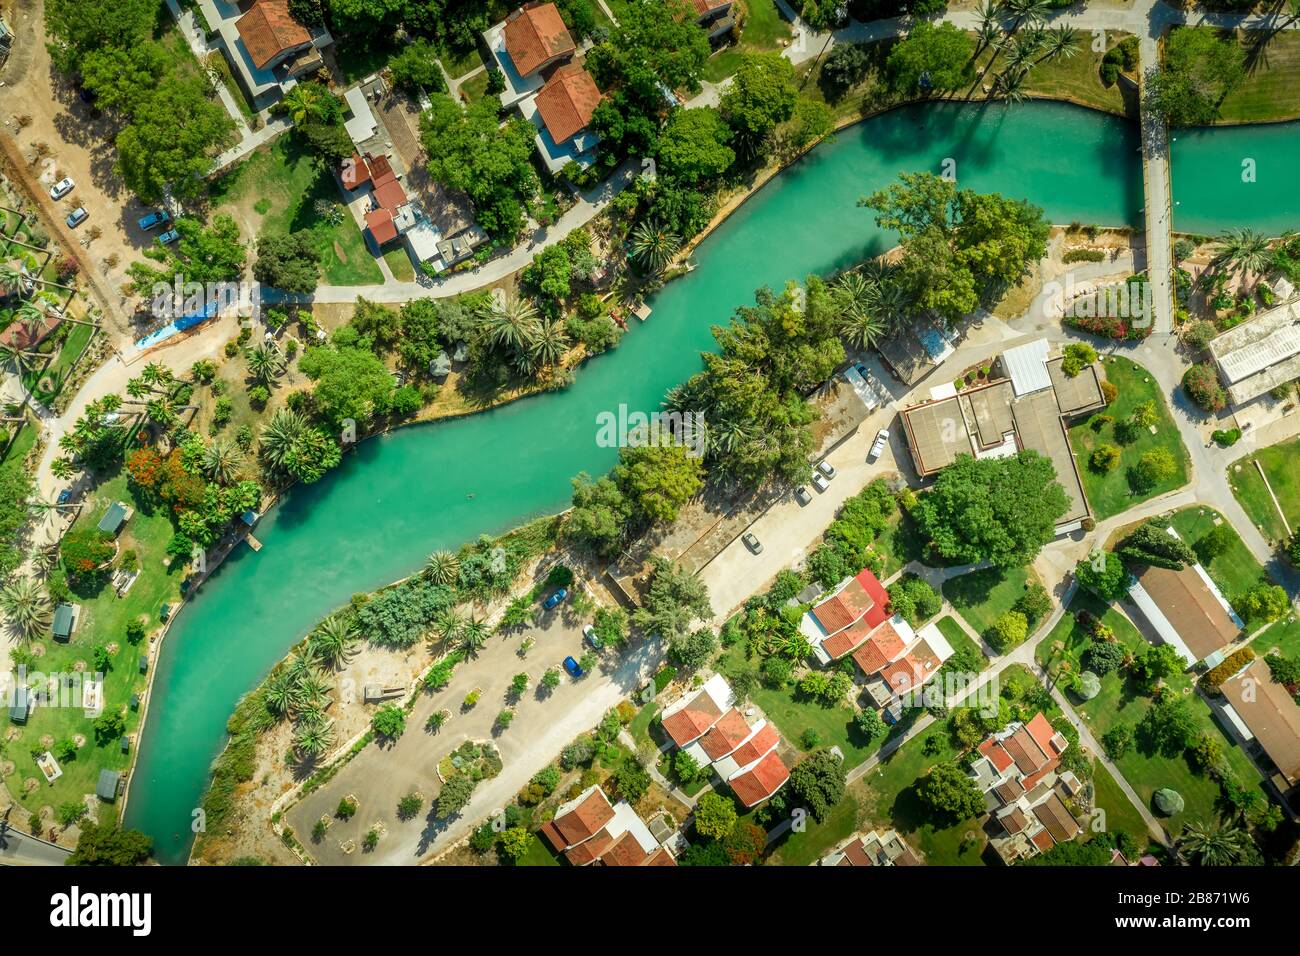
[245,533,263,552]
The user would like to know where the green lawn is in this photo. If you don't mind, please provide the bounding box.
[517,834,561,866]
[1251,616,1300,658]
[934,615,987,670]
[1228,437,1300,546]
[765,787,862,866]
[854,721,989,865]
[1008,31,1131,116]
[5,470,180,818]
[210,138,382,286]
[1036,592,1266,838]
[2,418,38,467]
[628,701,660,751]
[1091,758,1150,850]
[457,70,491,104]
[440,44,483,80]
[1212,29,1300,124]
[24,322,95,405]
[876,507,928,575]
[703,0,793,83]
[382,248,415,281]
[942,566,1035,637]
[1070,357,1190,520]
[1164,506,1269,607]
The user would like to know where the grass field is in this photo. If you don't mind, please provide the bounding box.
[1164,506,1269,607]
[457,70,491,104]
[1091,758,1150,848]
[210,138,383,286]
[1036,592,1266,837]
[1251,616,1300,658]
[942,566,1035,637]
[517,834,561,866]
[703,0,793,83]
[981,30,1131,116]
[1216,29,1300,124]
[440,43,484,80]
[2,418,38,467]
[383,248,416,281]
[6,470,180,819]
[765,785,862,866]
[23,322,95,405]
[1070,357,1190,520]
[1228,437,1300,546]
[934,614,988,669]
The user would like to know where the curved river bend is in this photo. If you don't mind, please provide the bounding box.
[124,101,1297,863]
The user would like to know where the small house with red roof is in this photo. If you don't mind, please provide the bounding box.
[538,784,676,866]
[659,674,791,808]
[519,63,603,173]
[484,2,578,108]
[205,0,333,111]
[800,567,891,665]
[968,712,1083,863]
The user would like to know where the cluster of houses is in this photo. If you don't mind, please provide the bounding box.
[659,674,791,808]
[799,568,954,722]
[818,828,922,866]
[968,712,1082,864]
[205,0,334,112]
[540,783,678,865]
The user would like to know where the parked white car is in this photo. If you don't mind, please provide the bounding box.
[811,472,830,493]
[50,177,75,200]
[868,428,890,462]
[816,460,836,480]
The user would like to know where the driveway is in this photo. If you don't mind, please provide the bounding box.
[284,609,660,865]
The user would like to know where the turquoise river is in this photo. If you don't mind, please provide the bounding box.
[123,101,1299,862]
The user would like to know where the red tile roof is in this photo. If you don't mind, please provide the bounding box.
[1032,793,1081,845]
[823,617,872,661]
[365,208,398,246]
[723,722,779,771]
[534,64,602,144]
[342,153,371,191]
[599,830,651,867]
[1003,726,1052,778]
[1026,712,1064,758]
[840,840,873,866]
[643,847,677,866]
[729,750,789,807]
[236,0,311,70]
[698,708,752,762]
[979,738,1015,774]
[1133,561,1240,660]
[503,2,576,77]
[564,827,613,865]
[849,620,908,675]
[661,689,723,746]
[551,787,615,847]
[1030,829,1056,853]
[812,568,890,638]
[688,0,731,15]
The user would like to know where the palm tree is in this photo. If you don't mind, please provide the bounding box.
[280,83,327,126]
[628,218,681,274]
[1206,227,1274,290]
[458,616,490,656]
[478,297,540,354]
[201,437,244,485]
[973,0,1003,55]
[309,614,358,670]
[838,307,889,352]
[0,263,29,297]
[297,668,334,710]
[529,321,570,368]
[245,342,285,386]
[993,67,1030,104]
[0,342,39,380]
[293,716,335,761]
[260,407,308,468]
[1004,0,1049,31]
[264,669,302,718]
[0,576,52,640]
[434,607,466,646]
[1178,820,1254,865]
[1037,26,1080,65]
[423,550,460,586]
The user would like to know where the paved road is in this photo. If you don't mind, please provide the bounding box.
[0,825,72,866]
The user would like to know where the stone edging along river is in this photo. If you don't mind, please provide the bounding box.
[123,100,1300,863]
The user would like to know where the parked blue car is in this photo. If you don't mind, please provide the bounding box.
[138,208,170,231]
[563,655,584,678]
[543,587,568,610]
[56,488,74,505]
[157,228,180,245]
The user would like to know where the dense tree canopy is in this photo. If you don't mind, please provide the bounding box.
[886,20,975,94]
[720,53,798,154]
[253,232,323,295]
[861,173,1050,322]
[298,345,396,429]
[420,95,538,240]
[116,74,235,202]
[655,107,736,185]
[912,452,1069,567]
[1147,28,1245,127]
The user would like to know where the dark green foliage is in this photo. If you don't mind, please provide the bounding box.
[356,580,455,647]
[788,749,846,822]
[1117,521,1198,570]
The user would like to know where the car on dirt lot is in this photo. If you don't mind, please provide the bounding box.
[65,207,88,228]
[157,228,180,244]
[50,178,75,200]
[138,209,170,231]
[794,486,812,506]
[583,624,602,649]
[811,472,830,493]
[543,587,567,610]
[563,655,584,678]
[868,428,890,462]
[816,460,836,479]
[742,532,763,554]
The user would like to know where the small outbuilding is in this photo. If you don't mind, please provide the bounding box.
[51,602,78,641]
[96,768,121,802]
[97,501,129,536]
[8,684,29,723]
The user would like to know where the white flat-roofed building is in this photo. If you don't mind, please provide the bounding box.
[1209,300,1300,405]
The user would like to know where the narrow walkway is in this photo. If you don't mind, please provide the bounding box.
[1136,0,1175,335]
